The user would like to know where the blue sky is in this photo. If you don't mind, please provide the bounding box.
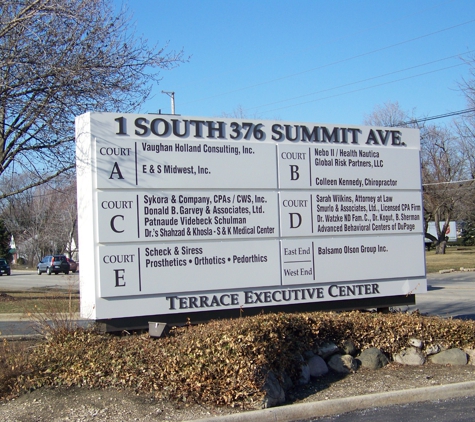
[120,0,475,126]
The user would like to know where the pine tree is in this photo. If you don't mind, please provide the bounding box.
[0,220,12,261]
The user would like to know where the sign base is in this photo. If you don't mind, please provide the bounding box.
[95,295,416,333]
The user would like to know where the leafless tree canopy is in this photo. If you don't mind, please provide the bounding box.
[364,100,475,254]
[2,173,78,264]
[0,0,185,199]
[363,101,416,128]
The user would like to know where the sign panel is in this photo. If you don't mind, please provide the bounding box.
[426,221,457,242]
[97,190,279,242]
[76,113,426,320]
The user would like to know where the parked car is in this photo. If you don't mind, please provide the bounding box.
[0,258,11,276]
[37,255,70,275]
[66,258,78,273]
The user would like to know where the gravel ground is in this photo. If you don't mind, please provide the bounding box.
[1,363,475,421]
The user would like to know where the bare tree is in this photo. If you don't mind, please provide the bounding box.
[221,104,262,120]
[364,101,474,253]
[363,101,416,127]
[421,125,472,253]
[1,173,77,264]
[0,0,185,199]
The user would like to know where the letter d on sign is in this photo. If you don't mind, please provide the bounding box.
[289,213,302,229]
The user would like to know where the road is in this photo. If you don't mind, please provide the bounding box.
[308,396,475,422]
[406,271,475,320]
[0,270,83,337]
[0,269,79,292]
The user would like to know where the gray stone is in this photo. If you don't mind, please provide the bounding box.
[302,350,316,360]
[340,340,357,356]
[464,348,475,366]
[317,342,339,359]
[262,371,285,408]
[279,371,294,391]
[425,344,441,356]
[327,354,357,374]
[408,338,423,349]
[393,347,425,366]
[308,355,329,377]
[358,347,389,369]
[299,362,311,385]
[429,348,468,366]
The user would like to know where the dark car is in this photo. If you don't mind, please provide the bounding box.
[66,257,78,273]
[0,258,11,276]
[37,255,70,275]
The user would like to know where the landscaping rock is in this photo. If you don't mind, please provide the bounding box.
[425,344,441,356]
[358,347,389,369]
[393,347,425,366]
[340,339,357,356]
[299,362,311,385]
[429,348,467,365]
[464,348,475,365]
[302,350,315,360]
[317,342,339,359]
[307,355,329,377]
[408,338,423,349]
[262,371,285,408]
[280,371,294,391]
[327,354,357,374]
[439,269,455,274]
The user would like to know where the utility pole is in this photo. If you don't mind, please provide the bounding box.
[161,91,175,114]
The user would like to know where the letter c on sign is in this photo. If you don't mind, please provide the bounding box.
[110,215,124,233]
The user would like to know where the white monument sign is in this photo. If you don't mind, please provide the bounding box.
[76,113,426,321]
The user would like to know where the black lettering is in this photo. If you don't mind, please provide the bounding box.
[114,269,126,287]
[285,125,299,142]
[271,124,284,141]
[134,117,148,136]
[301,126,320,142]
[150,118,170,136]
[115,116,127,135]
[109,162,124,179]
[172,119,188,137]
[322,127,340,143]
[110,215,124,233]
[206,121,225,139]
[290,165,300,181]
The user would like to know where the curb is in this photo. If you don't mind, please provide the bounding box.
[186,381,475,422]
[0,313,30,321]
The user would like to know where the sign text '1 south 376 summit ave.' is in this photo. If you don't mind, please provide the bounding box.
[75,113,426,321]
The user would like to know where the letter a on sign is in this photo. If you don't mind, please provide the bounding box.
[109,162,124,179]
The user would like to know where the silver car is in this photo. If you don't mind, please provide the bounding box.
[37,255,70,275]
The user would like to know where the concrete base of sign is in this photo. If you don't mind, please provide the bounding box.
[94,295,416,333]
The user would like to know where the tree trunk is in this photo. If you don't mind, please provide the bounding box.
[436,239,447,254]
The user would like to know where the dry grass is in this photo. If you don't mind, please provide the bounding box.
[425,246,475,273]
[0,291,79,314]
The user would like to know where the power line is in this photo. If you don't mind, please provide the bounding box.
[174,0,455,94]
[247,50,474,112]
[181,18,475,107]
[258,62,467,114]
[423,178,474,186]
[399,108,475,126]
